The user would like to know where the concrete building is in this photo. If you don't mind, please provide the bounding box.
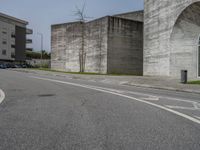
[144,0,200,80]
[52,1,200,79]
[0,12,32,63]
[51,11,143,75]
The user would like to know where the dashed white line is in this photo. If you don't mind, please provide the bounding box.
[30,76,200,125]
[0,89,5,104]
[142,96,160,101]
[165,105,198,110]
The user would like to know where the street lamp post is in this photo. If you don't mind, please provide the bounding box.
[37,33,43,60]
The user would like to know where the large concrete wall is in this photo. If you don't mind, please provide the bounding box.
[51,20,108,73]
[84,17,108,74]
[51,22,82,71]
[65,22,83,72]
[51,24,67,71]
[51,11,143,75]
[107,17,143,75]
[114,10,144,22]
[144,0,200,79]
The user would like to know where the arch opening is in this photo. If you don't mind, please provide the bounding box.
[170,2,200,79]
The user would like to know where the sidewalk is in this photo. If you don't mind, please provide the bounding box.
[13,69,200,94]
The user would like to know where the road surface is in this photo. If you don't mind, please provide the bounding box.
[0,69,200,150]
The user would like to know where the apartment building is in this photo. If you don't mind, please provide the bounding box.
[0,12,32,62]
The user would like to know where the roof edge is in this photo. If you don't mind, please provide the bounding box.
[113,10,144,17]
[51,21,83,27]
[0,12,28,25]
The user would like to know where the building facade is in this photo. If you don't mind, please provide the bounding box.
[51,12,143,75]
[144,0,200,80]
[0,12,32,63]
[52,1,200,79]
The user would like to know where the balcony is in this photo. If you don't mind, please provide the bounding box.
[11,44,15,48]
[26,48,33,51]
[11,34,16,38]
[26,28,33,34]
[26,39,32,44]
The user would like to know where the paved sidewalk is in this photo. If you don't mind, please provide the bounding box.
[12,69,200,94]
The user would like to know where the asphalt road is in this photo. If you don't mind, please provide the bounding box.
[0,69,200,150]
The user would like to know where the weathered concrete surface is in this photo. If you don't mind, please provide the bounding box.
[170,3,200,79]
[51,23,69,71]
[51,22,83,72]
[26,59,50,68]
[51,19,108,73]
[144,0,200,80]
[84,17,108,74]
[114,10,144,22]
[65,22,83,72]
[51,12,143,75]
[108,17,143,75]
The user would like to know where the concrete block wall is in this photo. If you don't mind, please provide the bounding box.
[107,17,143,75]
[51,12,144,75]
[51,20,108,73]
[65,22,83,72]
[114,10,144,22]
[51,22,82,72]
[84,17,108,74]
[144,0,200,79]
[51,23,68,71]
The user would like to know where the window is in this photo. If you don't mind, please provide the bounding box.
[11,32,15,38]
[2,28,7,34]
[11,52,15,58]
[2,50,6,55]
[2,31,7,34]
[2,40,7,45]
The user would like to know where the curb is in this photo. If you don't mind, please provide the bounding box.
[12,69,200,95]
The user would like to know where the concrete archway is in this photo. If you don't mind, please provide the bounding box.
[170,2,200,79]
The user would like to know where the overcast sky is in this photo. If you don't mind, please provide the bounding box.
[0,0,144,52]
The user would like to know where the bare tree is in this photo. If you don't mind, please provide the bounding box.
[74,3,87,73]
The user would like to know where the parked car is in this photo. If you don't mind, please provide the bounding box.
[0,64,6,69]
[10,64,16,68]
[5,64,11,68]
[20,64,27,68]
[14,64,21,68]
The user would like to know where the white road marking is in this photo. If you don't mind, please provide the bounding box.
[162,97,199,106]
[195,103,200,109]
[30,76,200,125]
[165,105,198,111]
[194,116,200,120]
[0,89,5,104]
[142,96,160,101]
